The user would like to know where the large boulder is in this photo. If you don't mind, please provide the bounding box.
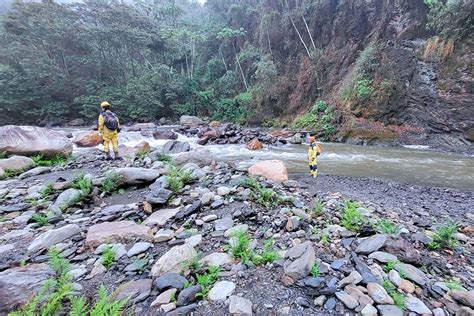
[0,125,73,158]
[153,131,178,140]
[53,188,83,210]
[85,221,153,249]
[162,141,190,154]
[128,122,157,131]
[0,156,35,172]
[0,264,54,313]
[180,115,204,128]
[112,167,160,185]
[151,244,197,277]
[119,141,151,157]
[28,224,81,254]
[73,131,102,147]
[246,139,263,151]
[283,241,315,280]
[248,160,288,182]
[174,148,214,167]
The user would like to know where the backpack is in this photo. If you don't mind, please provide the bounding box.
[101,111,119,130]
[316,143,322,155]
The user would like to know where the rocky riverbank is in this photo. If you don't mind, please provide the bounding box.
[0,128,473,315]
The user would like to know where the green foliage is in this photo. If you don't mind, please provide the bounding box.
[167,165,193,193]
[182,253,202,271]
[252,239,280,265]
[428,221,459,250]
[196,266,220,299]
[341,200,364,231]
[2,168,24,179]
[227,229,252,263]
[101,172,123,194]
[384,260,399,272]
[320,232,329,245]
[444,279,463,291]
[242,176,281,207]
[40,183,55,199]
[157,154,173,163]
[312,198,324,217]
[374,219,402,234]
[292,100,336,140]
[32,155,67,167]
[72,172,92,196]
[69,296,88,316]
[101,246,116,269]
[383,279,405,310]
[31,214,49,227]
[423,0,472,40]
[310,262,320,277]
[88,285,128,316]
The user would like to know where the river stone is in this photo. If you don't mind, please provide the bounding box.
[208,281,236,302]
[356,234,387,254]
[283,241,315,280]
[143,208,180,227]
[85,221,153,249]
[384,236,422,264]
[153,130,178,140]
[225,224,248,237]
[162,141,191,154]
[367,283,394,304]
[217,186,231,196]
[176,285,201,306]
[154,272,188,291]
[377,305,403,316]
[215,217,234,231]
[180,115,203,127]
[112,167,160,185]
[404,296,432,314]
[151,243,197,277]
[28,224,81,253]
[151,288,177,307]
[155,229,175,242]
[114,279,152,306]
[450,290,474,308]
[53,188,83,210]
[229,295,253,316]
[73,130,102,147]
[127,242,152,257]
[354,257,380,285]
[0,167,4,178]
[361,304,378,316]
[368,251,397,263]
[248,160,288,182]
[0,263,54,313]
[0,125,73,157]
[100,204,131,217]
[388,270,402,287]
[0,155,35,172]
[394,262,428,286]
[200,252,233,267]
[335,291,359,309]
[19,166,51,179]
[146,187,173,205]
[345,284,374,307]
[338,271,363,287]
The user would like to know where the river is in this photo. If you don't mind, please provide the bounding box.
[68,127,474,190]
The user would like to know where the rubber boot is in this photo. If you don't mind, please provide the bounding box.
[104,152,112,160]
[114,151,123,160]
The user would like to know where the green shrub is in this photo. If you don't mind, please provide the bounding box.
[40,183,55,199]
[312,198,324,217]
[383,279,405,310]
[227,229,252,263]
[167,165,193,193]
[252,239,280,265]
[341,200,364,231]
[72,172,92,196]
[355,79,374,101]
[101,246,116,269]
[310,262,320,277]
[32,154,68,167]
[428,221,458,250]
[196,266,220,298]
[384,260,399,272]
[31,214,49,227]
[374,219,402,234]
[182,253,202,271]
[101,172,123,194]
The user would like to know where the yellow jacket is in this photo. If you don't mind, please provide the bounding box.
[308,143,321,164]
[98,110,120,134]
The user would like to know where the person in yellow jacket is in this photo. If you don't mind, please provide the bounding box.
[98,101,121,160]
[308,136,322,178]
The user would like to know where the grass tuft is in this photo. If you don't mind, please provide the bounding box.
[196,265,220,299]
[101,172,123,194]
[101,246,116,269]
[31,214,49,227]
[374,218,402,234]
[427,221,458,250]
[251,239,281,265]
[310,262,320,277]
[227,229,252,263]
[341,200,364,231]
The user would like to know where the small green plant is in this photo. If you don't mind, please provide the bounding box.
[135,149,150,160]
[242,176,261,191]
[157,154,173,163]
[252,239,281,265]
[167,165,193,193]
[341,200,364,231]
[256,187,279,207]
[72,172,93,196]
[320,232,329,245]
[312,198,324,217]
[0,215,8,222]
[383,279,405,310]
[384,260,399,272]
[196,265,220,298]
[40,183,55,199]
[444,279,463,290]
[31,213,49,227]
[310,262,320,277]
[3,168,24,178]
[87,285,128,315]
[101,172,123,194]
[374,219,401,234]
[227,229,252,263]
[428,221,459,250]
[101,246,116,269]
[182,253,202,271]
[170,291,177,303]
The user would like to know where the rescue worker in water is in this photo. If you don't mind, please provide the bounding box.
[308,136,322,178]
[98,101,122,160]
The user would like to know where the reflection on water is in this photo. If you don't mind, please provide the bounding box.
[65,127,474,190]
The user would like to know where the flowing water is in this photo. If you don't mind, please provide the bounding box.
[67,127,474,190]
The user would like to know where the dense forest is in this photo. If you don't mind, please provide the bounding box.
[0,0,472,148]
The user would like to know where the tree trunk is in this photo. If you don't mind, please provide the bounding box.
[219,47,228,72]
[302,15,317,52]
[289,15,312,59]
[232,41,248,90]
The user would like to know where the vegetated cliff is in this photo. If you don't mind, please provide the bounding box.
[238,0,473,152]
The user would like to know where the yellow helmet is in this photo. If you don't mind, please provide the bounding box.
[100,101,110,109]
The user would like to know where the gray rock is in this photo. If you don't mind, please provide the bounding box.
[200,252,233,267]
[180,115,204,127]
[354,257,380,285]
[331,259,347,270]
[127,242,152,257]
[0,263,54,313]
[215,217,234,231]
[208,281,235,302]
[368,251,397,263]
[377,305,403,316]
[113,167,160,185]
[146,187,173,205]
[225,224,248,238]
[200,192,214,205]
[28,224,81,253]
[162,141,191,154]
[151,244,197,277]
[367,283,394,304]
[154,272,188,291]
[211,200,224,209]
[296,296,311,308]
[361,304,378,316]
[167,303,197,316]
[154,229,175,242]
[176,285,201,306]
[0,155,35,172]
[324,297,336,310]
[335,291,359,309]
[283,241,315,280]
[394,262,428,286]
[229,295,253,316]
[286,216,300,232]
[114,279,152,306]
[19,167,51,179]
[68,268,87,280]
[338,271,363,287]
[217,186,231,196]
[53,188,83,210]
[388,270,402,287]
[100,204,131,217]
[356,234,387,254]
[404,296,432,314]
[314,295,326,307]
[450,290,474,308]
[302,277,325,288]
[432,308,446,316]
[144,208,180,227]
